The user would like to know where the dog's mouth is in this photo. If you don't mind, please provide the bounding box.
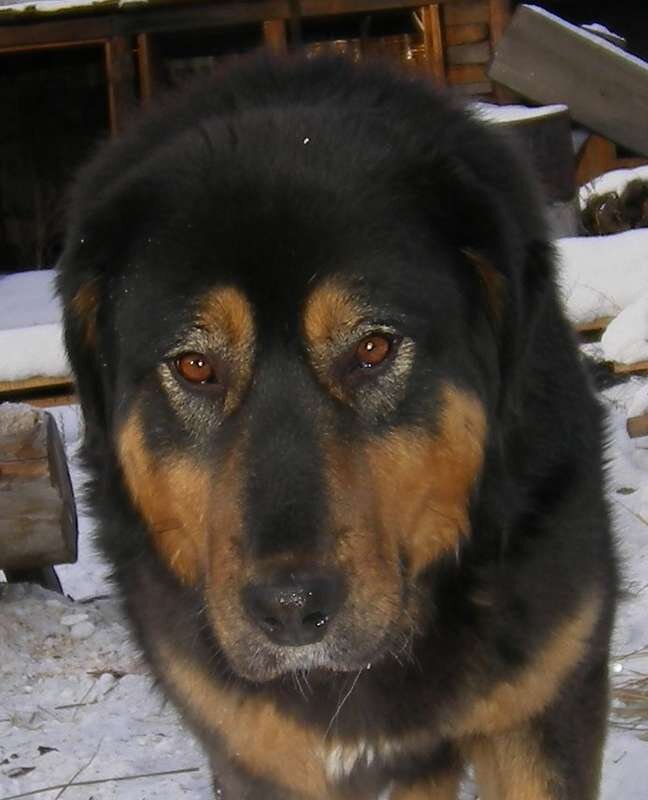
[207,593,416,684]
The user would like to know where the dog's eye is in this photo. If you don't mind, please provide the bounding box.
[353,333,395,369]
[174,353,217,385]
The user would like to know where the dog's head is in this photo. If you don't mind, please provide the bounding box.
[58,57,553,682]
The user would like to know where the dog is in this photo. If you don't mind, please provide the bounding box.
[58,56,617,799]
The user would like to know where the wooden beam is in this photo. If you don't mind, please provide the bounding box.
[420,4,446,85]
[105,35,137,136]
[263,19,288,53]
[576,134,617,187]
[489,5,648,156]
[444,1,489,26]
[136,32,163,106]
[488,0,511,47]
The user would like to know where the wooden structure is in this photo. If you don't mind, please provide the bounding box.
[489,5,648,160]
[0,405,78,583]
[0,1,512,136]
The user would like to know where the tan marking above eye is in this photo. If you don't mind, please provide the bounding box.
[354,333,393,368]
[175,352,217,385]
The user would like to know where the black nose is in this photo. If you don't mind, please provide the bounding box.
[243,571,345,646]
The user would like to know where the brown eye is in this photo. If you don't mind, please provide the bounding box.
[354,334,393,368]
[174,353,216,384]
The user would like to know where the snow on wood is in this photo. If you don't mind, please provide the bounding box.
[580,165,648,209]
[0,270,70,382]
[556,229,648,325]
[489,4,648,156]
[600,295,648,366]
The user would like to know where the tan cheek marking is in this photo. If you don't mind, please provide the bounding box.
[303,278,368,394]
[158,643,327,798]
[324,438,404,636]
[366,384,487,575]
[467,727,557,800]
[452,594,601,737]
[462,249,505,324]
[70,280,99,348]
[117,409,208,584]
[198,286,255,414]
[206,444,254,656]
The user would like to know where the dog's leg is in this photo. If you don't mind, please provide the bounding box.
[469,659,609,800]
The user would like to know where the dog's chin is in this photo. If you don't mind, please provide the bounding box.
[220,623,409,684]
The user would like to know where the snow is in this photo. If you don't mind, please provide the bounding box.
[601,296,648,365]
[3,381,648,798]
[579,165,648,210]
[0,270,69,382]
[555,230,648,325]
[0,0,147,16]
[472,101,568,124]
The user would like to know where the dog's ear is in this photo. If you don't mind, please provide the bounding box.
[57,236,111,466]
[419,136,556,415]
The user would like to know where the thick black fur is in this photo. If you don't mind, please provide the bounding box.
[58,56,617,799]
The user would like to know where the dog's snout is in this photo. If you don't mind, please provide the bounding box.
[243,572,345,646]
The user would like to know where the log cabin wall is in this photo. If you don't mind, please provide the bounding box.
[0,0,511,272]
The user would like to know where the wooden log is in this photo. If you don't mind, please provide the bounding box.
[447,41,490,65]
[489,5,648,156]
[0,405,78,571]
[445,23,489,46]
[627,414,648,439]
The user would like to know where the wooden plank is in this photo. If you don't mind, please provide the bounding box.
[0,375,73,396]
[105,35,137,136]
[263,19,288,53]
[0,407,77,570]
[447,40,489,65]
[445,23,488,46]
[613,360,648,375]
[0,39,105,54]
[444,1,489,26]
[489,5,648,156]
[420,4,446,85]
[627,414,648,439]
[447,62,487,84]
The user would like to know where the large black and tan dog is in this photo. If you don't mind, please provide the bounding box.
[58,57,617,799]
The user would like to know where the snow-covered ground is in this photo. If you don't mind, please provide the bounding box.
[2,379,648,798]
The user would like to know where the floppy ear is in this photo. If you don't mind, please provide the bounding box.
[57,243,111,467]
[421,144,556,415]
